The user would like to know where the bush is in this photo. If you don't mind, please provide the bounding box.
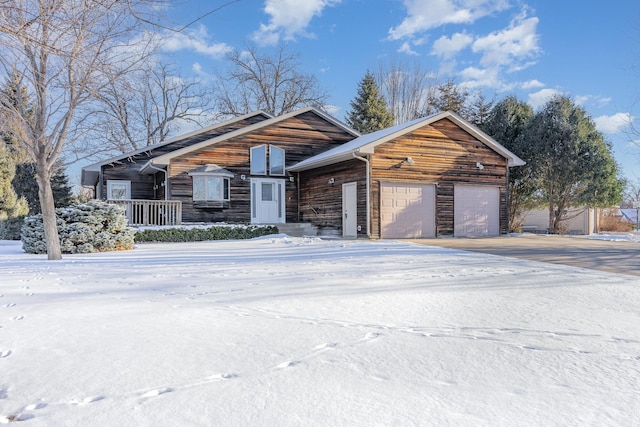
[21,200,135,254]
[134,225,278,243]
[599,213,633,232]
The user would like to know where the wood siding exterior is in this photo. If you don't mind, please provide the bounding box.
[368,118,508,238]
[298,159,367,237]
[98,114,270,202]
[167,111,355,223]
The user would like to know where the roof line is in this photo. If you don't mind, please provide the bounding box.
[82,110,272,171]
[148,106,359,166]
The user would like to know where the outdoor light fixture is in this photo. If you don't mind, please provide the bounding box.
[328,178,335,185]
[240,174,246,180]
[405,157,415,166]
[476,162,484,170]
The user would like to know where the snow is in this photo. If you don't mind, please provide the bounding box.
[1,235,640,426]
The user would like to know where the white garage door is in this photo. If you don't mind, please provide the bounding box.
[380,183,436,238]
[454,185,500,237]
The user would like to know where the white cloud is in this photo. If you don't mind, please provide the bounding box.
[432,32,473,59]
[471,11,540,70]
[594,113,633,134]
[575,94,612,108]
[460,66,500,89]
[252,0,341,46]
[388,0,510,40]
[521,79,544,89]
[160,26,232,59]
[398,41,419,56]
[528,88,561,110]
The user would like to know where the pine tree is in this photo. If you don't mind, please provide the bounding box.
[13,163,73,214]
[346,71,393,134]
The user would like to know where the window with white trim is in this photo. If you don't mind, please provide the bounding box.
[192,176,230,201]
[188,165,234,204]
[269,145,285,175]
[250,144,286,176]
[250,145,267,175]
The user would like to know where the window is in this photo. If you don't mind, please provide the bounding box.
[269,145,285,175]
[250,144,285,176]
[188,164,234,203]
[250,145,267,175]
[106,180,131,200]
[192,176,229,201]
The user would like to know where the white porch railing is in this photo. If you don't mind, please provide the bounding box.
[107,199,182,226]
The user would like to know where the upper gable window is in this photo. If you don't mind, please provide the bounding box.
[269,145,285,176]
[250,145,267,175]
[251,144,286,176]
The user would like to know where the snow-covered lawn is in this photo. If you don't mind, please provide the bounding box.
[1,236,640,426]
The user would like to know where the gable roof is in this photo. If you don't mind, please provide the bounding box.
[288,111,525,172]
[81,110,272,185]
[138,106,359,173]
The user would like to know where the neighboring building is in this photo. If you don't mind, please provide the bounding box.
[519,207,598,235]
[82,108,524,238]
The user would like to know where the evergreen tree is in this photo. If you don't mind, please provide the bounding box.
[524,95,624,233]
[0,141,28,221]
[13,163,73,214]
[425,79,470,118]
[480,96,535,231]
[346,71,394,134]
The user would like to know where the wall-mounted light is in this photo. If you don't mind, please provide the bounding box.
[289,176,295,182]
[405,157,415,166]
[328,177,335,185]
[240,174,246,180]
[476,162,484,170]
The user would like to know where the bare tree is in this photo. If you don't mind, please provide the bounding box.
[86,62,216,154]
[0,0,157,260]
[375,59,438,124]
[215,44,328,117]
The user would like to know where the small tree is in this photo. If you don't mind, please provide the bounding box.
[480,96,535,231]
[346,71,394,134]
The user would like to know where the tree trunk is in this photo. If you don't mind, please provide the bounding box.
[36,158,61,260]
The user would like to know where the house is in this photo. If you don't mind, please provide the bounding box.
[81,107,524,238]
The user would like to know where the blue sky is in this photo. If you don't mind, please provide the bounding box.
[153,0,640,181]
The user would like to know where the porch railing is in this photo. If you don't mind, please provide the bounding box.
[107,199,182,226]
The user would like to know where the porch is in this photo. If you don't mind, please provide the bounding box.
[107,200,182,226]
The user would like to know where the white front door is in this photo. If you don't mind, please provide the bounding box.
[342,182,357,238]
[251,178,285,224]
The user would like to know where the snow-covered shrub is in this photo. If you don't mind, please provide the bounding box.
[21,200,135,254]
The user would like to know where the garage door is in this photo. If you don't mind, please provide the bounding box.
[454,185,499,237]
[380,183,436,238]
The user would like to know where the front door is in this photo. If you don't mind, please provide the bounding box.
[342,182,357,238]
[251,178,285,224]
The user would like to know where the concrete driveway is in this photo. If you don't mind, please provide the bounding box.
[411,234,640,277]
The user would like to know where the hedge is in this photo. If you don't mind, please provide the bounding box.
[134,225,278,243]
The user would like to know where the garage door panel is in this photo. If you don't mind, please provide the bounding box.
[454,185,499,237]
[380,183,436,239]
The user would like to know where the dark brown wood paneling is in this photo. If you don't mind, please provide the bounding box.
[299,159,366,236]
[168,111,355,223]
